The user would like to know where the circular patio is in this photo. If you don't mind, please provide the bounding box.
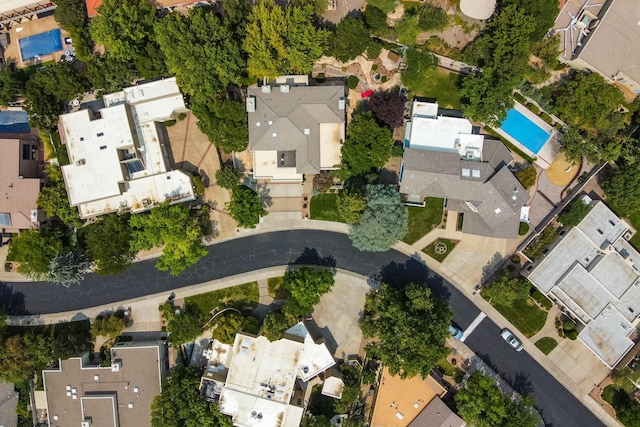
[460,0,496,20]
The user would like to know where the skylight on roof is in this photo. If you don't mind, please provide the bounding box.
[0,213,11,227]
[462,168,470,177]
[125,159,145,174]
[472,169,481,178]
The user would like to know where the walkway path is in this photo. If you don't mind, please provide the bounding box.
[530,305,561,344]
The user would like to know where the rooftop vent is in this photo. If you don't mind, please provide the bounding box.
[246,96,256,113]
[494,208,501,214]
[339,98,346,110]
[262,85,271,93]
[76,159,86,166]
[111,361,121,372]
[272,132,277,137]
[280,85,290,93]
[303,128,310,135]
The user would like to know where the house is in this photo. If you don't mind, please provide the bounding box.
[200,323,336,427]
[408,396,466,427]
[247,75,346,182]
[370,367,448,427]
[59,77,195,219]
[0,382,18,427]
[0,136,43,233]
[524,197,640,368]
[554,0,640,96]
[0,0,57,29]
[399,100,528,239]
[42,341,167,427]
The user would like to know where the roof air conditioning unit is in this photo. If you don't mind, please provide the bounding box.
[246,97,256,113]
[280,85,290,93]
[111,361,121,372]
[261,85,271,93]
[76,159,86,166]
[81,420,92,427]
[338,99,345,110]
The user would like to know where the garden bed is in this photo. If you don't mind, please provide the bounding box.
[422,238,459,262]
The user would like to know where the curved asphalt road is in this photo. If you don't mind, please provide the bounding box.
[1,230,603,427]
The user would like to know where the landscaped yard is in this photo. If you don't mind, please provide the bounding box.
[403,68,461,110]
[535,337,558,355]
[185,282,259,314]
[422,238,459,262]
[626,210,640,249]
[403,198,444,244]
[491,297,548,338]
[310,193,345,223]
[267,276,290,299]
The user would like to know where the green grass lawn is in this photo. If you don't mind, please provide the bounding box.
[309,193,345,223]
[185,282,259,314]
[530,289,553,310]
[491,297,548,338]
[627,210,640,249]
[404,68,462,109]
[535,337,558,355]
[267,276,290,299]
[403,198,444,244]
[422,238,459,262]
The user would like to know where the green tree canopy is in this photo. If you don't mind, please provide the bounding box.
[401,47,439,92]
[501,0,559,41]
[53,0,87,30]
[558,199,591,227]
[349,185,408,252]
[37,165,82,227]
[215,166,243,189]
[47,251,91,287]
[455,372,537,427]
[90,0,157,61]
[364,6,388,34]
[0,67,26,106]
[330,16,370,62]
[7,229,64,280]
[515,166,537,190]
[481,274,531,306]
[159,302,206,346]
[25,63,90,130]
[91,314,127,340]
[337,189,367,224]
[226,185,267,228]
[83,213,136,275]
[552,72,626,133]
[156,8,245,94]
[212,312,244,344]
[151,366,232,427]
[191,93,249,153]
[283,267,335,315]
[367,90,407,129]
[360,282,452,378]
[366,0,397,13]
[129,203,208,275]
[339,111,393,178]
[244,0,328,79]
[601,162,640,214]
[84,54,137,97]
[262,310,293,341]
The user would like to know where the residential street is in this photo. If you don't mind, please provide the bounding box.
[0,229,604,427]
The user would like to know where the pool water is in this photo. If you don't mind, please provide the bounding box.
[19,29,63,61]
[499,108,551,155]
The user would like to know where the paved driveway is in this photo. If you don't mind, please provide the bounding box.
[0,230,604,427]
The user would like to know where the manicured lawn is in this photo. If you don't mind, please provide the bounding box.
[267,276,290,299]
[310,193,345,223]
[530,289,553,310]
[627,210,640,249]
[185,282,259,314]
[535,337,558,355]
[403,67,462,109]
[403,198,444,244]
[422,238,459,262]
[491,297,548,338]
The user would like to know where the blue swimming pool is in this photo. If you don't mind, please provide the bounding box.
[499,108,551,155]
[19,29,63,61]
[0,110,30,133]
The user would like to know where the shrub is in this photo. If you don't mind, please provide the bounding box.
[601,385,616,405]
[178,112,187,121]
[165,119,177,127]
[558,199,590,227]
[513,92,527,104]
[316,72,325,82]
[371,64,378,72]
[367,41,383,59]
[565,329,578,340]
[346,75,359,90]
[391,144,404,158]
[523,225,557,260]
[515,166,537,190]
[518,222,530,236]
[192,175,205,196]
[554,122,564,131]
[381,75,387,83]
[562,321,575,331]
[526,103,541,115]
[540,112,553,124]
[312,171,334,193]
[510,254,521,264]
[215,166,242,189]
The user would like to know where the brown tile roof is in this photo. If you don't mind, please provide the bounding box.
[0,138,41,233]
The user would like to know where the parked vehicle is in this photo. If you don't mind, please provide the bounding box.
[500,328,523,351]
[449,324,464,340]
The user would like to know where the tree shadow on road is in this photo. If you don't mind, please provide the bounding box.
[0,283,28,315]
[292,248,337,271]
[375,257,451,301]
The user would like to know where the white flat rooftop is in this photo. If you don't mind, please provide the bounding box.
[579,305,635,368]
[407,101,476,153]
[60,77,194,218]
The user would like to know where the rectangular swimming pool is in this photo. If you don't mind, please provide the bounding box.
[19,29,63,61]
[499,108,551,155]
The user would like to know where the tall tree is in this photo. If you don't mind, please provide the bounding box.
[53,0,87,30]
[129,203,208,275]
[7,229,64,280]
[37,165,82,227]
[215,166,243,190]
[244,0,328,79]
[349,185,408,252]
[601,162,640,214]
[191,93,249,153]
[84,54,137,97]
[83,213,136,275]
[159,302,206,346]
[360,282,452,378]
[481,275,530,306]
[90,0,157,61]
[151,366,232,427]
[367,90,407,129]
[337,189,367,224]
[330,16,370,62]
[283,267,334,315]
[455,372,537,427]
[501,0,559,41]
[558,199,591,227]
[47,251,91,287]
[339,111,394,178]
[0,67,26,106]
[226,185,267,228]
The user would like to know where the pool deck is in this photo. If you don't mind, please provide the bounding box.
[495,102,559,169]
[2,15,70,69]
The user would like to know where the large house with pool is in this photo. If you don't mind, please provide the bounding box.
[399,100,528,239]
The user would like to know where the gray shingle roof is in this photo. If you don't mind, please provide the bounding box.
[248,85,345,174]
[400,141,527,239]
[0,382,18,427]
[408,396,466,427]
